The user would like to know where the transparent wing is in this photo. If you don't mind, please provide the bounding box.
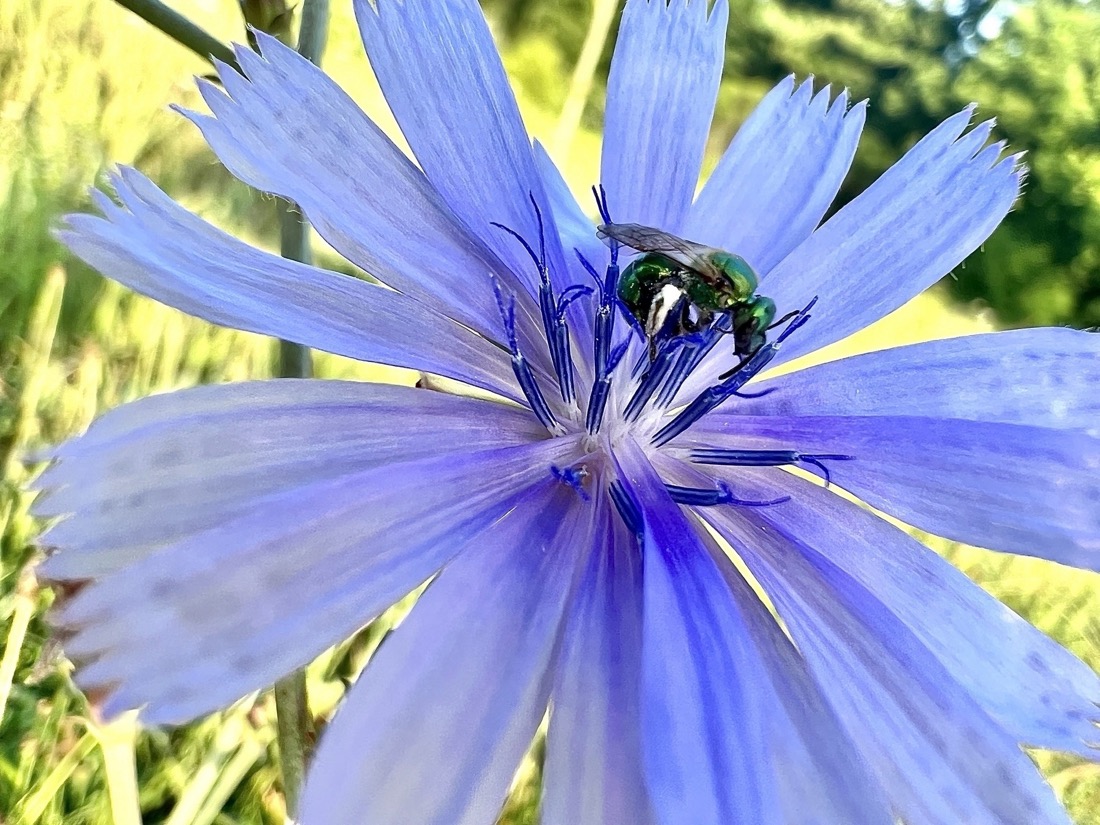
[597,223,724,279]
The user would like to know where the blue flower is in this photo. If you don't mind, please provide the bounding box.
[35,0,1100,822]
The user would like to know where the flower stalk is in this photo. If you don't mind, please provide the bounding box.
[112,0,239,70]
[269,0,329,816]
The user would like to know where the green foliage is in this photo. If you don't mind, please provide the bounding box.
[2,0,1100,823]
[952,0,1100,327]
[738,0,1100,327]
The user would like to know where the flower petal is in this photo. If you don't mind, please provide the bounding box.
[299,486,595,825]
[737,327,1100,432]
[177,33,540,347]
[704,496,1075,825]
[57,170,533,403]
[55,438,580,725]
[700,465,1100,759]
[685,78,866,274]
[33,380,545,578]
[613,438,777,824]
[601,0,728,232]
[682,413,1100,566]
[697,520,893,825]
[354,0,572,298]
[624,445,893,825]
[759,109,1021,367]
[542,494,656,825]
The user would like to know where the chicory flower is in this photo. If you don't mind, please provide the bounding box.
[36,0,1100,822]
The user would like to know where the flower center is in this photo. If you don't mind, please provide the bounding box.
[492,190,851,517]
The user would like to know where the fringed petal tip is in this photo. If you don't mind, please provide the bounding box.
[177,21,536,349]
[734,103,1026,369]
[684,70,866,284]
[603,0,727,231]
[766,73,867,119]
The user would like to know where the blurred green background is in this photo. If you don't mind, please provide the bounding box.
[1,0,1099,822]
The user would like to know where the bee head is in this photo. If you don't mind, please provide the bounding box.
[733,295,777,357]
[712,252,759,296]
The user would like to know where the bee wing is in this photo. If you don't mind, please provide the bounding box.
[597,223,724,279]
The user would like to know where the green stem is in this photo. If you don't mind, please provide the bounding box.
[96,713,143,825]
[112,0,239,70]
[297,0,330,64]
[276,202,314,379]
[273,1,330,815]
[273,671,311,815]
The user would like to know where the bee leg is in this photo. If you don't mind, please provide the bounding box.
[718,357,750,381]
[766,309,801,331]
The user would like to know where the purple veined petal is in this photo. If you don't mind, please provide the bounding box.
[57,170,543,406]
[601,0,728,233]
[627,447,892,825]
[733,327,1100,432]
[354,0,573,301]
[685,77,867,275]
[542,489,656,825]
[176,34,545,355]
[679,413,1100,566]
[692,463,1100,760]
[612,437,779,825]
[32,380,547,578]
[298,485,597,825]
[702,495,1075,825]
[53,437,583,725]
[694,518,893,825]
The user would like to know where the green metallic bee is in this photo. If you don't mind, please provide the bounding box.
[597,223,788,367]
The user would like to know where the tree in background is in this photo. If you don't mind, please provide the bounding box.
[953,0,1100,327]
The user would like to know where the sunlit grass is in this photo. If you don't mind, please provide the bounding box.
[2,1,1099,823]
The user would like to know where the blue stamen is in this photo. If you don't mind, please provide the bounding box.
[651,344,779,446]
[654,315,731,408]
[552,464,590,500]
[607,339,630,372]
[718,297,817,381]
[585,377,611,433]
[608,480,642,537]
[624,337,690,422]
[492,279,561,434]
[576,250,604,295]
[491,196,577,405]
[665,481,790,508]
[655,345,699,408]
[688,448,854,488]
[556,285,593,323]
[584,186,623,435]
[592,184,615,235]
[652,298,818,446]
[490,221,541,270]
